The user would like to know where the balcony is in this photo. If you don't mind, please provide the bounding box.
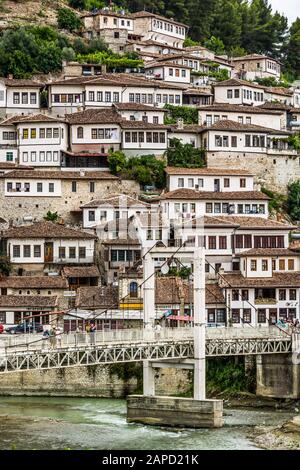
[254,297,277,305]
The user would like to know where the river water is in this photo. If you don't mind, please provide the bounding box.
[0,396,296,450]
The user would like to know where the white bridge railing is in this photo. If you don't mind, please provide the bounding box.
[0,325,291,355]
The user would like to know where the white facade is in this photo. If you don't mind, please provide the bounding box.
[0,80,41,115]
[7,238,95,265]
[166,172,254,192]
[198,108,284,131]
[5,177,62,197]
[214,82,265,106]
[145,64,191,84]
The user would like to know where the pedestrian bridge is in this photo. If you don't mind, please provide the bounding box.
[0,326,297,374]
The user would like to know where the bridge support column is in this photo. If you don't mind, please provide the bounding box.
[127,247,223,428]
[256,353,300,399]
[143,361,155,396]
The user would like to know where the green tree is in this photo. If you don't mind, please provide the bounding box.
[285,18,300,77]
[108,150,127,174]
[57,8,83,32]
[203,36,225,55]
[287,180,300,221]
[68,0,86,9]
[164,138,205,167]
[44,211,59,222]
[210,0,242,49]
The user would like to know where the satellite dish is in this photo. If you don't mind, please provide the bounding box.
[161,264,169,275]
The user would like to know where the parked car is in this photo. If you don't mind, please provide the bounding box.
[5,322,43,334]
[0,324,4,334]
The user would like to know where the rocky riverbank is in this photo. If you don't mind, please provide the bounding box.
[252,416,300,450]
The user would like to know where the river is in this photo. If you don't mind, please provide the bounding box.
[0,396,297,450]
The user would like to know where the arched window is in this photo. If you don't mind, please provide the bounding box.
[129,281,138,298]
[77,127,83,139]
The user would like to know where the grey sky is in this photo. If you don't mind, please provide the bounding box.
[269,0,299,24]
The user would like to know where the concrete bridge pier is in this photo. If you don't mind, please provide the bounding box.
[256,353,300,399]
[127,247,223,428]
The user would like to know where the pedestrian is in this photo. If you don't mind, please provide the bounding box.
[49,326,57,349]
[154,322,162,340]
[90,322,96,346]
[56,325,63,348]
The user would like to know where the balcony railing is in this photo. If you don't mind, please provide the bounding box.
[254,297,277,305]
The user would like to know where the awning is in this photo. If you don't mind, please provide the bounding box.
[166,315,194,322]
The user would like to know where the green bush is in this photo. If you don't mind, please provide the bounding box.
[164,138,205,168]
[57,8,83,32]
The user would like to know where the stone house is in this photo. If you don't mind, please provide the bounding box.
[231,54,281,81]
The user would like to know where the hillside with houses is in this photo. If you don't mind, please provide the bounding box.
[0,1,299,362]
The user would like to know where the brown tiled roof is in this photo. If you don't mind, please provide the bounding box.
[165,166,253,176]
[0,163,33,170]
[3,79,43,88]
[114,103,167,112]
[239,248,297,257]
[155,277,225,305]
[76,285,119,309]
[8,114,65,124]
[203,119,291,135]
[258,103,292,111]
[81,194,149,209]
[62,266,100,278]
[215,216,296,231]
[81,9,132,19]
[169,124,203,133]
[3,221,96,239]
[220,272,300,288]
[183,88,213,96]
[66,108,123,125]
[213,78,265,90]
[102,237,141,246]
[180,215,239,228]
[0,295,57,307]
[197,103,283,115]
[289,240,300,251]
[265,87,293,96]
[0,276,68,289]
[132,11,188,27]
[1,170,118,180]
[144,61,192,69]
[231,54,281,65]
[162,189,269,200]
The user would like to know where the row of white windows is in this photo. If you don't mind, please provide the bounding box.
[226,89,264,101]
[21,128,62,139]
[214,135,266,148]
[124,131,166,143]
[177,178,247,188]
[128,93,181,104]
[76,127,118,139]
[22,151,59,163]
[7,182,56,193]
[12,245,87,258]
[173,202,266,214]
[12,92,37,105]
[152,19,185,36]
[206,115,252,126]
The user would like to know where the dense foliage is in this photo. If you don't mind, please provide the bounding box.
[287,180,300,222]
[206,357,256,396]
[164,104,198,125]
[57,8,83,32]
[108,0,299,78]
[164,139,205,167]
[108,152,166,188]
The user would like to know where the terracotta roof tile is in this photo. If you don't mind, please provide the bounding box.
[215,216,296,230]
[239,248,297,257]
[0,276,68,289]
[162,189,269,200]
[155,277,225,305]
[66,108,122,125]
[62,266,100,278]
[213,78,265,89]
[114,103,167,112]
[81,194,149,209]
[0,295,57,307]
[165,166,253,176]
[220,272,300,288]
[3,79,43,88]
[3,221,96,239]
[76,285,119,309]
[203,119,291,134]
[132,11,188,27]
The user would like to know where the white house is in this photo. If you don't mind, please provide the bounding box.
[144,61,191,84]
[3,221,96,273]
[120,120,169,156]
[214,79,265,106]
[113,103,167,124]
[160,188,270,220]
[132,11,188,48]
[0,78,43,116]
[198,104,285,131]
[12,114,68,168]
[165,166,255,192]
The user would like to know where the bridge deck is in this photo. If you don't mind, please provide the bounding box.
[0,326,295,374]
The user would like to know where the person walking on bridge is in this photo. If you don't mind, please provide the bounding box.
[90,323,96,346]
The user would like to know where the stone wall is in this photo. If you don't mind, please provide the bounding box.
[206,151,300,194]
[0,364,191,398]
[0,179,140,224]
